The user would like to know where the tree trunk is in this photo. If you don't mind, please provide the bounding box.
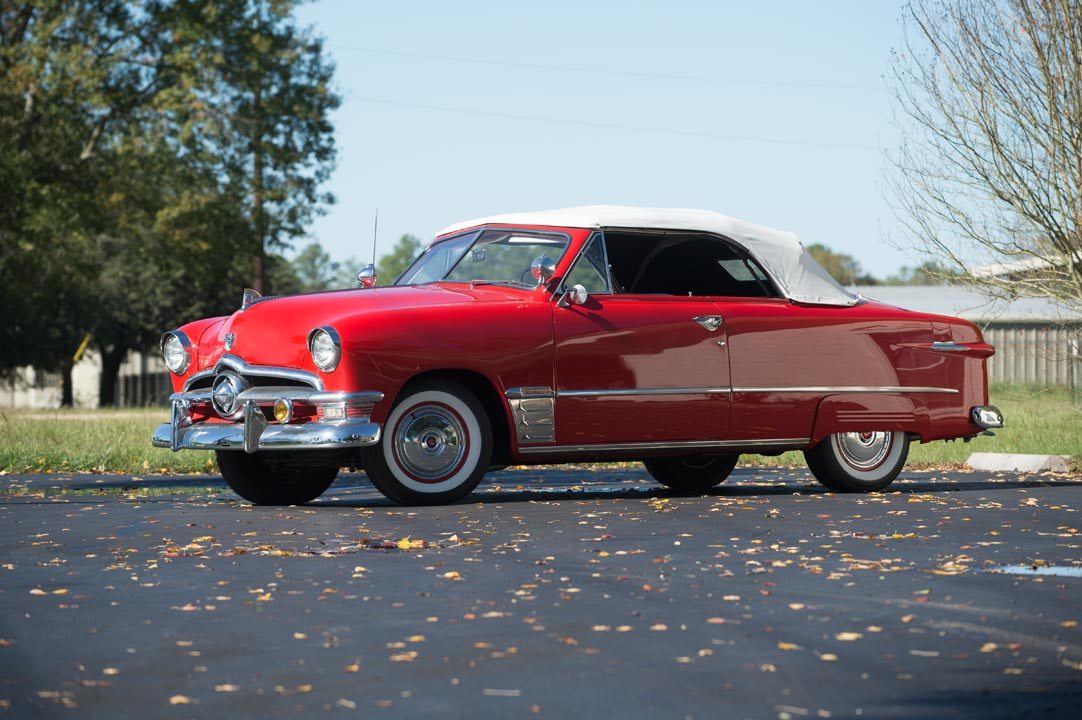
[98,347,125,407]
[252,84,265,293]
[60,360,73,408]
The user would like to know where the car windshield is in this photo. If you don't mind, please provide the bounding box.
[396,229,571,287]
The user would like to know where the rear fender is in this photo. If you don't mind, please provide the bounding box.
[810,393,931,445]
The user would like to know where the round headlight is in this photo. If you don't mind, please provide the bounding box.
[308,327,341,371]
[161,331,191,374]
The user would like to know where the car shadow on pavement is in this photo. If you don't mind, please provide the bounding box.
[877,685,1082,720]
[312,469,1082,508]
[7,468,1079,508]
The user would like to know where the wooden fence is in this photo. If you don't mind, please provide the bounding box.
[116,371,173,407]
[980,321,1082,387]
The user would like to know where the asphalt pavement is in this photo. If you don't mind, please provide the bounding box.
[1,466,1081,719]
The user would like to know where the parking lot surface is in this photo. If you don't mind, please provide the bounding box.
[1,466,1080,719]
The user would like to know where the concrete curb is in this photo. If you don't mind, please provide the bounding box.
[966,452,1071,473]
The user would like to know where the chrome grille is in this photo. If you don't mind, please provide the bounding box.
[184,354,323,393]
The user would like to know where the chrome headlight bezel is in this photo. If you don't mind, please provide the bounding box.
[308,326,342,372]
[161,331,191,375]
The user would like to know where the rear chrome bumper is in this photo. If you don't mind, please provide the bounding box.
[152,391,382,453]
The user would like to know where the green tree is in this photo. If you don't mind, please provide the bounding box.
[0,0,169,401]
[90,148,253,404]
[884,261,957,286]
[376,234,423,285]
[289,242,340,292]
[0,1,339,405]
[165,0,340,293]
[806,244,879,286]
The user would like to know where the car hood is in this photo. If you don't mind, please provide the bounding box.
[196,283,531,371]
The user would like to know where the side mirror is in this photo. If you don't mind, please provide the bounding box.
[530,255,556,287]
[558,284,589,308]
[356,264,377,288]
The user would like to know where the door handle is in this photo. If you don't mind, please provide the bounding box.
[693,315,723,332]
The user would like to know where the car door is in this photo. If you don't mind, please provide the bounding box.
[553,294,731,446]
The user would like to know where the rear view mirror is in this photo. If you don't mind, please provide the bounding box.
[530,255,556,287]
[558,284,589,308]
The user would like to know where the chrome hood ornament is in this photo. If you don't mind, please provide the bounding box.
[241,288,262,310]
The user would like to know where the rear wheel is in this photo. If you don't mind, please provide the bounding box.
[644,454,739,492]
[804,431,908,492]
[216,451,338,505]
[364,380,492,505]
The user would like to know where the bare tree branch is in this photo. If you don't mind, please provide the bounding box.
[887,0,1082,312]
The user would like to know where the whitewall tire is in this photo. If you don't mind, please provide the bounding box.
[364,380,492,505]
[804,431,909,492]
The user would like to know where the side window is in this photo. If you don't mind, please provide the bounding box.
[562,233,611,295]
[604,231,778,298]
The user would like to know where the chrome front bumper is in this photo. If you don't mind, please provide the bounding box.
[153,391,382,453]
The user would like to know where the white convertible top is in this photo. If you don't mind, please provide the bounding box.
[437,205,857,306]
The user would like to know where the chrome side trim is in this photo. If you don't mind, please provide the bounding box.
[517,438,809,456]
[504,387,555,444]
[557,387,732,397]
[505,386,555,399]
[930,341,968,352]
[509,397,555,443]
[731,386,959,394]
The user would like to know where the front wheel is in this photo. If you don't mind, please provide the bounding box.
[804,431,909,492]
[216,451,339,505]
[364,380,492,505]
[644,454,740,492]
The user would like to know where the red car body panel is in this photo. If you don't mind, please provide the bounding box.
[166,223,993,462]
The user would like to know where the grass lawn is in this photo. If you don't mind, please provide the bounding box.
[0,383,1078,475]
[0,408,213,475]
[743,384,1081,471]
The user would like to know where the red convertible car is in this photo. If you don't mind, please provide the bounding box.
[153,206,1003,505]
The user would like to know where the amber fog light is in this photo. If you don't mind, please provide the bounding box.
[273,398,292,423]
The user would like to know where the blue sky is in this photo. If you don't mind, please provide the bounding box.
[293,0,912,278]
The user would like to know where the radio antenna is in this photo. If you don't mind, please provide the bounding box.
[371,209,379,265]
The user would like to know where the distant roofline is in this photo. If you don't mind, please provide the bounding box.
[847,283,1081,322]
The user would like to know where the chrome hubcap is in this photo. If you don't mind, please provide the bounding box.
[835,431,892,470]
[394,406,467,481]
